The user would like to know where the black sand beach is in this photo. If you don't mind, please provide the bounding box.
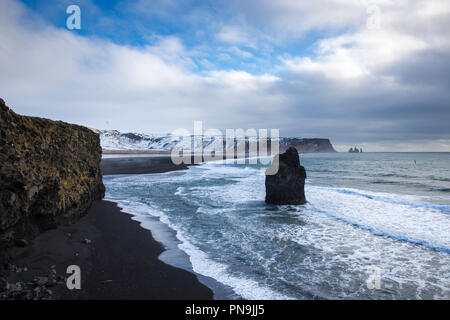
[3,157,213,300]
[101,156,190,175]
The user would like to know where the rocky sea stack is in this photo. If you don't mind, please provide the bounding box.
[0,98,105,268]
[265,147,307,205]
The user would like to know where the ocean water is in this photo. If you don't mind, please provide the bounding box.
[104,152,450,300]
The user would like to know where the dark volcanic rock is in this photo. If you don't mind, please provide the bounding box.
[265,147,307,205]
[265,138,336,155]
[281,138,336,153]
[0,98,105,269]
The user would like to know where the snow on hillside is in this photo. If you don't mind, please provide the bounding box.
[93,129,336,153]
[94,130,175,151]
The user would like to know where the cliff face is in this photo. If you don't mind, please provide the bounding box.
[0,99,105,266]
[279,138,336,153]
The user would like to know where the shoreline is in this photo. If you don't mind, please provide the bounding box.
[2,200,214,299]
[110,199,241,300]
[1,157,217,300]
[101,156,240,299]
[101,155,190,175]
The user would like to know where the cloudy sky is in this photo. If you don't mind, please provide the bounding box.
[1,0,449,151]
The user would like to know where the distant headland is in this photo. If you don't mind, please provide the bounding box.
[95,129,337,154]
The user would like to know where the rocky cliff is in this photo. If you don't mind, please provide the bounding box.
[279,138,336,153]
[265,147,307,205]
[0,98,105,268]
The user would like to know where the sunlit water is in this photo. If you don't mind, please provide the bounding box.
[104,152,450,300]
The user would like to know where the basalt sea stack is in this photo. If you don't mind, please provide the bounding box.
[0,98,105,268]
[265,147,307,205]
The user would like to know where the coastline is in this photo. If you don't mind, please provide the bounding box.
[111,199,241,300]
[3,200,213,299]
[2,157,214,300]
[4,154,449,300]
[100,155,240,299]
[101,155,190,175]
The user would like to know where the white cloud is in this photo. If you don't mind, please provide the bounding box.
[280,0,448,84]
[0,0,449,151]
[228,46,253,59]
[216,25,253,46]
[0,0,285,134]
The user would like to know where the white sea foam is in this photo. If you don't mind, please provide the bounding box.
[105,195,293,300]
[307,186,450,253]
[103,157,450,300]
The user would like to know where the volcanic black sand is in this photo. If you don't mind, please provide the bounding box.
[3,157,213,300]
[101,156,190,175]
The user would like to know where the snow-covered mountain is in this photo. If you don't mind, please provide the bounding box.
[94,130,176,151]
[93,129,336,153]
